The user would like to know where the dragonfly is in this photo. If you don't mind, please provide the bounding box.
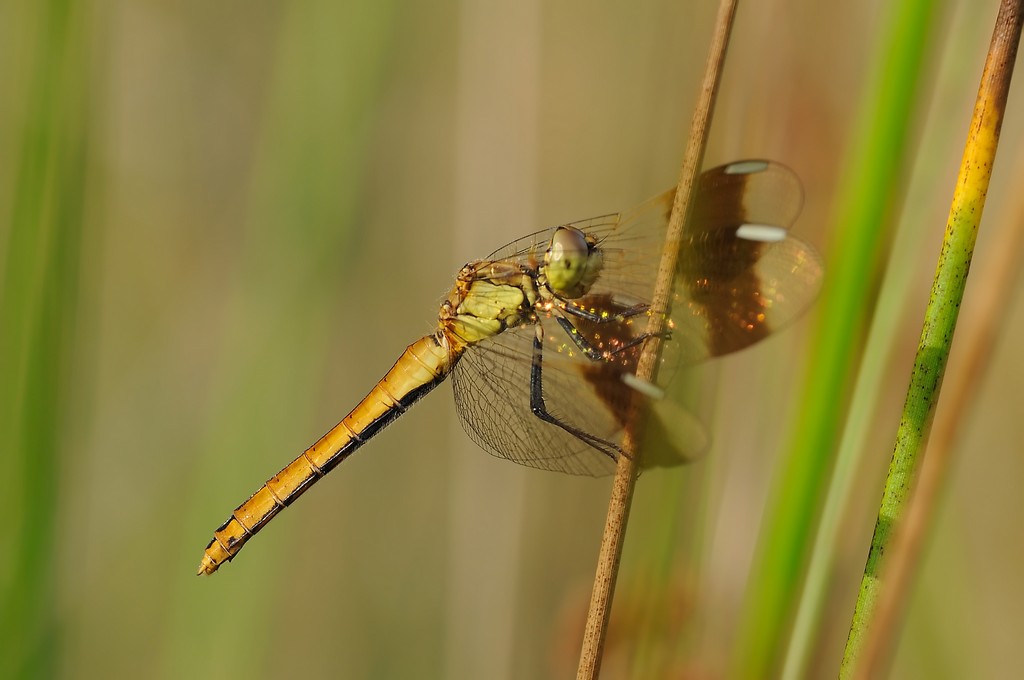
[197,159,823,576]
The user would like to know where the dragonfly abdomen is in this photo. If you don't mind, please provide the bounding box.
[197,334,455,575]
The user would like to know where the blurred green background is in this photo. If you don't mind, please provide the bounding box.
[2,1,1022,678]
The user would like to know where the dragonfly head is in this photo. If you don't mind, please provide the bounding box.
[543,227,603,299]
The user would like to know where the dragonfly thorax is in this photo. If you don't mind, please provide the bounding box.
[440,259,540,349]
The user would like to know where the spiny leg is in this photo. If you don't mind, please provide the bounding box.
[529,325,621,462]
[559,300,651,324]
[554,316,671,362]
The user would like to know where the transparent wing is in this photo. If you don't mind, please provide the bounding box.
[451,319,626,476]
[671,159,822,364]
[453,160,823,474]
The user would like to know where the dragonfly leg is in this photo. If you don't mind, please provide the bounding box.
[530,326,622,461]
[560,300,650,324]
[554,316,671,362]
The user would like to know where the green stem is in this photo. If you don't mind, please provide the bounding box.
[730,0,939,676]
[841,2,1023,675]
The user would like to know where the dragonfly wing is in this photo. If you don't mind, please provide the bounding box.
[673,232,823,363]
[690,158,803,234]
[453,159,822,473]
[669,160,823,365]
[452,310,718,474]
[483,213,621,263]
[452,319,631,476]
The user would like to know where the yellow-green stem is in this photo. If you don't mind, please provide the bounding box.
[841,2,1023,676]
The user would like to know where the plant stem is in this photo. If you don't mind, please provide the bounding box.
[841,2,1023,676]
[574,0,738,676]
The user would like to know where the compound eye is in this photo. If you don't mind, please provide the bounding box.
[545,227,591,295]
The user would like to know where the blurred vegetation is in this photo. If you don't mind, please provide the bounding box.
[1,1,1021,679]
[734,0,942,676]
